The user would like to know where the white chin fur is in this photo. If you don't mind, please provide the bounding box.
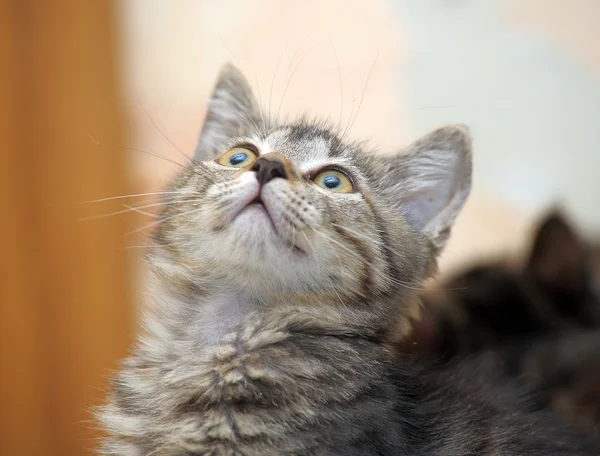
[185,171,337,289]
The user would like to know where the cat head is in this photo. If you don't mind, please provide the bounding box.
[525,211,600,326]
[151,64,471,313]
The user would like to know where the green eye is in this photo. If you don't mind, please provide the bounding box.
[313,169,354,193]
[218,147,258,168]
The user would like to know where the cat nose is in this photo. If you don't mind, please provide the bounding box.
[251,156,288,185]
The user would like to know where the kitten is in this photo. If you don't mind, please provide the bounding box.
[400,211,600,360]
[399,211,600,435]
[99,64,599,455]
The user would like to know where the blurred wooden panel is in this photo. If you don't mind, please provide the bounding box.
[0,1,134,455]
[0,3,48,455]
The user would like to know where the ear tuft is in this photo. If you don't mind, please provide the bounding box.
[194,63,261,161]
[383,125,472,251]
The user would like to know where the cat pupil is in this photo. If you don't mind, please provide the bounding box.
[323,175,340,188]
[230,153,247,165]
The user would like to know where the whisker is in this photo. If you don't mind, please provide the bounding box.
[330,223,397,257]
[236,100,265,137]
[82,191,193,204]
[120,242,187,250]
[342,53,378,141]
[122,204,160,218]
[276,41,321,121]
[88,137,188,171]
[81,197,205,222]
[269,41,289,130]
[80,200,179,221]
[138,102,192,164]
[330,223,468,292]
[126,205,205,236]
[329,37,344,132]
[312,229,362,260]
[286,35,309,75]
[88,135,217,185]
[254,75,269,133]
[340,89,356,143]
[385,276,431,292]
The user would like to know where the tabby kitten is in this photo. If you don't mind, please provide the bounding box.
[99,64,599,455]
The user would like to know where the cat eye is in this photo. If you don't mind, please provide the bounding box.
[217,147,258,168]
[313,169,354,193]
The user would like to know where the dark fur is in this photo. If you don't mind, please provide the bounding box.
[399,211,600,438]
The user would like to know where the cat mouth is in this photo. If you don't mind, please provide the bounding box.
[238,194,306,255]
[249,194,266,209]
[245,194,273,222]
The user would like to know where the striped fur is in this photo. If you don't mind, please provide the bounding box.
[98,64,474,455]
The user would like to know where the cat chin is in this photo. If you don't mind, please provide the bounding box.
[226,202,307,256]
[205,227,307,273]
[233,203,278,235]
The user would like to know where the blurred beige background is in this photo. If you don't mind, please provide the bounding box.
[117,0,600,275]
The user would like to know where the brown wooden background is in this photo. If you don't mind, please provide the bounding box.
[1,2,135,455]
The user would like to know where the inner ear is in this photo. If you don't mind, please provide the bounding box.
[385,125,472,251]
[194,63,262,161]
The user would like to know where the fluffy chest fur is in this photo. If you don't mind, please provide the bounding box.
[100,305,397,456]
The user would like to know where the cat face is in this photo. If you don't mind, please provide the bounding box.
[166,128,391,293]
[152,64,472,303]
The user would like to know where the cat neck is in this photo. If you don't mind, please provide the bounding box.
[178,287,385,348]
[145,256,387,351]
[146,249,387,342]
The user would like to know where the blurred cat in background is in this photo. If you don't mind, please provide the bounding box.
[398,210,600,434]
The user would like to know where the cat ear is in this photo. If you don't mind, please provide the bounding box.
[194,63,262,161]
[526,210,586,292]
[383,125,472,250]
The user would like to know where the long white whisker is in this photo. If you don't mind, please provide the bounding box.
[122,204,160,218]
[88,136,218,185]
[82,191,193,204]
[139,102,192,164]
[120,241,188,250]
[345,53,378,138]
[329,38,344,132]
[340,88,356,143]
[276,41,321,121]
[88,138,190,171]
[311,229,362,260]
[81,198,205,222]
[269,41,289,129]
[81,201,178,221]
[254,75,268,132]
[126,206,206,236]
[328,223,432,291]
